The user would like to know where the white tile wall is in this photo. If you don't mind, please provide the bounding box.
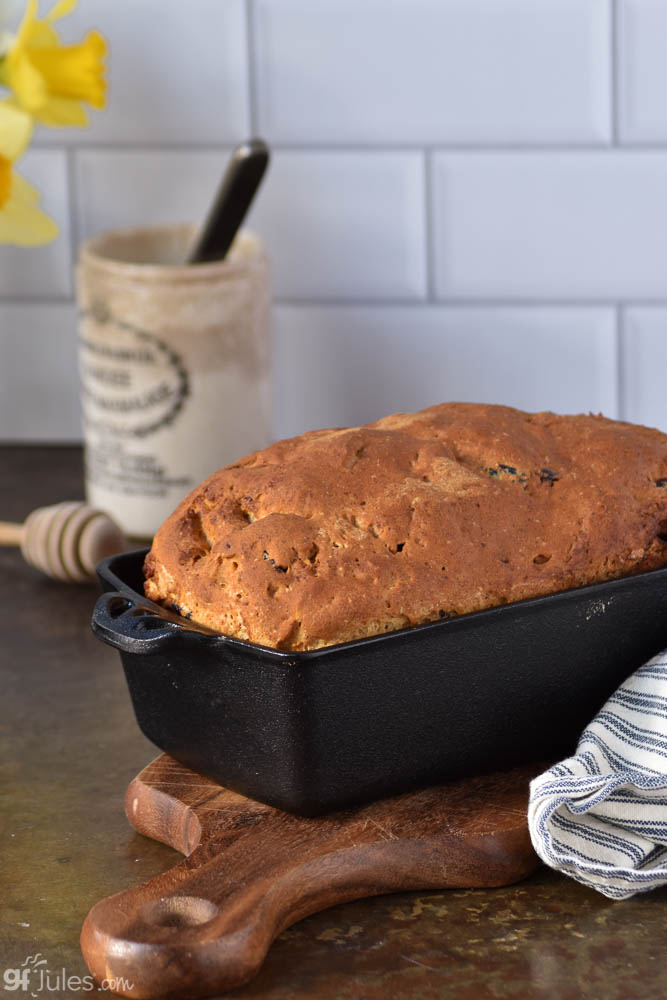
[431,152,667,300]
[272,306,618,439]
[618,0,667,144]
[254,0,611,144]
[247,152,426,299]
[2,0,667,443]
[621,310,667,433]
[75,150,227,241]
[38,0,249,144]
[0,304,80,441]
[76,150,426,299]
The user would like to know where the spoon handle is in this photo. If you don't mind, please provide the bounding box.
[188,138,270,264]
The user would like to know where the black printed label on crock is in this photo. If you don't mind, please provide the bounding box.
[84,442,192,498]
[79,305,189,439]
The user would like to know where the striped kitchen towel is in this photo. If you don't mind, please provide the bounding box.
[528,649,667,899]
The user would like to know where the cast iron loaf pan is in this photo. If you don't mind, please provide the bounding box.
[92,550,667,816]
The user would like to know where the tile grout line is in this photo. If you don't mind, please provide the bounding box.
[616,305,626,421]
[65,147,79,296]
[0,296,77,307]
[2,297,667,309]
[245,0,259,135]
[30,140,667,154]
[611,0,620,146]
[423,150,436,302]
[270,297,667,309]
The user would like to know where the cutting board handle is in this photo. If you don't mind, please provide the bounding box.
[81,757,540,1000]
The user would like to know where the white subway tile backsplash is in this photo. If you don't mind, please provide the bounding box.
[248,152,426,299]
[75,150,226,242]
[254,0,611,144]
[621,309,667,433]
[618,0,667,143]
[0,149,71,298]
[432,153,667,300]
[272,305,617,439]
[0,304,80,441]
[3,0,665,444]
[36,0,249,144]
[76,150,426,300]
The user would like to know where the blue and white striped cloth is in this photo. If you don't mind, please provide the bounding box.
[528,650,667,899]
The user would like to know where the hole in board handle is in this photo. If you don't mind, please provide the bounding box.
[141,895,219,929]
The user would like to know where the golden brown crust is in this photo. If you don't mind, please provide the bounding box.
[144,403,667,650]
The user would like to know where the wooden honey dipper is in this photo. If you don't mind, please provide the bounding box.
[0,502,127,582]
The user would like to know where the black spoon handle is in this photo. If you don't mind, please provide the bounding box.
[188,139,270,265]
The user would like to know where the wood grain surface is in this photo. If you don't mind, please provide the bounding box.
[80,755,541,999]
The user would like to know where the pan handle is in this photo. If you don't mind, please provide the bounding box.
[92,591,184,654]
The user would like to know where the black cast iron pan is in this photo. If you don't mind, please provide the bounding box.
[92,550,667,815]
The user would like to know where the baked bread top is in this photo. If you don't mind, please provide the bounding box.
[144,403,667,650]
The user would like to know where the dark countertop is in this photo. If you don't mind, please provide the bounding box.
[1,445,666,1000]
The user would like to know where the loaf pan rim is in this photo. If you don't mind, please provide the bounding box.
[96,549,667,663]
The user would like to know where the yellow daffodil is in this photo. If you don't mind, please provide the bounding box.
[0,0,106,127]
[0,102,58,244]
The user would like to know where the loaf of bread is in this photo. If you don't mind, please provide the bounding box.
[144,403,667,650]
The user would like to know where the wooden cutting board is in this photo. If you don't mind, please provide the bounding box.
[80,755,542,1000]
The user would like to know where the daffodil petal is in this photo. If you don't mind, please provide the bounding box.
[0,171,58,245]
[0,101,33,160]
[28,31,106,106]
[9,51,48,112]
[5,0,106,123]
[32,95,88,126]
[10,171,41,205]
[47,0,79,23]
[14,0,39,50]
[24,20,60,49]
[0,155,11,208]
